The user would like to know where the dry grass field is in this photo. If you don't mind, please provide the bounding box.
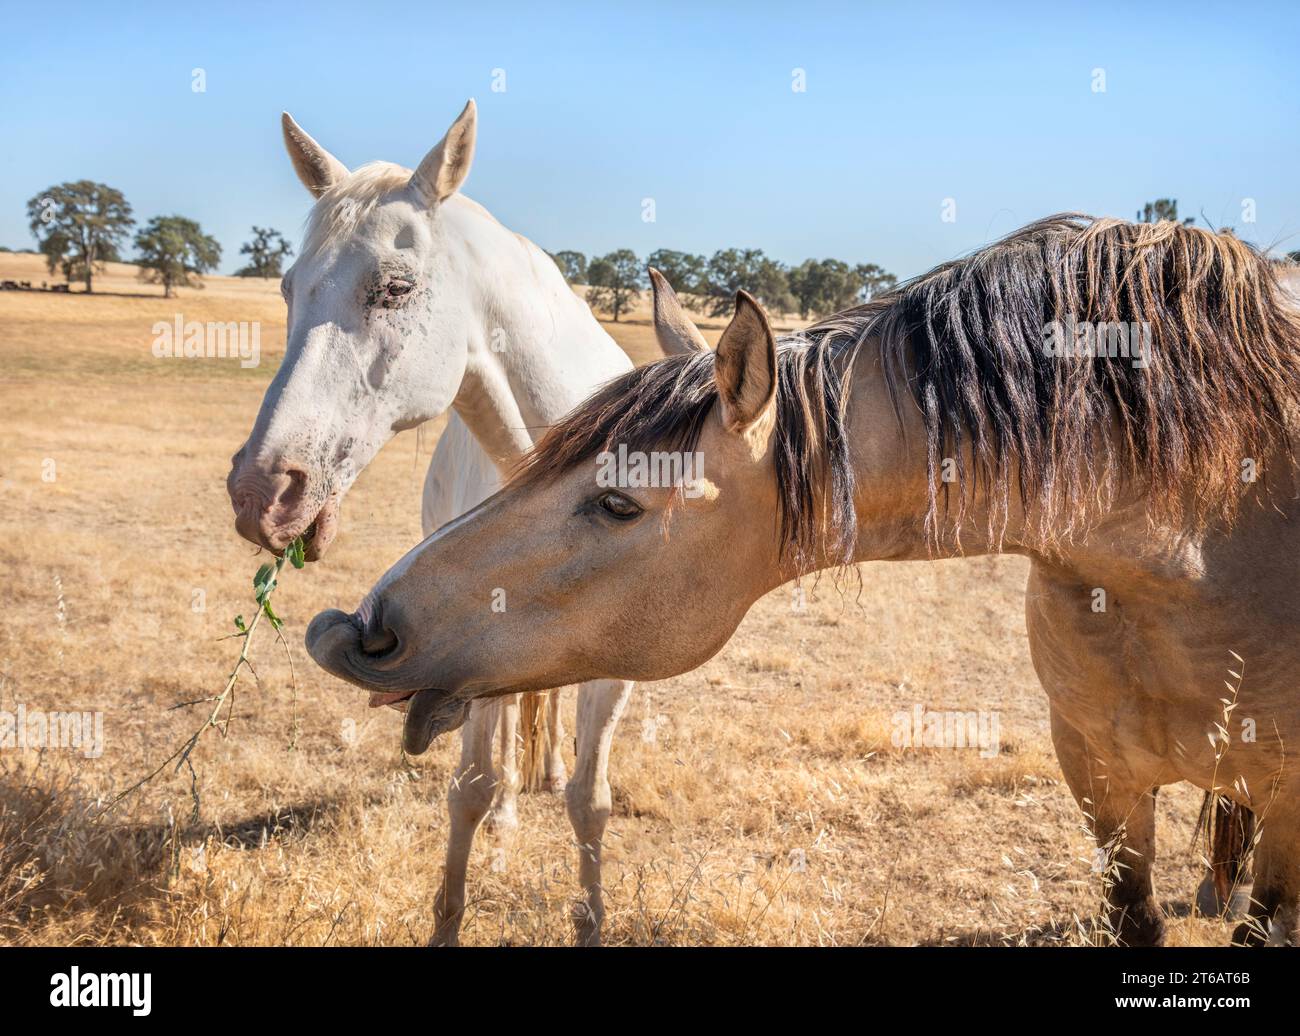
[0,252,1229,946]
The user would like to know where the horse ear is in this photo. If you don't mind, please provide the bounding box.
[281,113,349,198]
[410,99,477,205]
[649,268,708,356]
[713,291,777,434]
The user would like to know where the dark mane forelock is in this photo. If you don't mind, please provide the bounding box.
[512,339,861,573]
[515,214,1300,567]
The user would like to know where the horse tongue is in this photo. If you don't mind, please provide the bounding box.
[402,690,470,755]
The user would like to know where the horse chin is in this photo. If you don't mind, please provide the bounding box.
[303,495,342,561]
[402,691,470,755]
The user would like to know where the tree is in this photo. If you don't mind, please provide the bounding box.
[646,249,706,295]
[236,226,293,279]
[787,260,846,318]
[1137,199,1194,226]
[134,216,222,298]
[855,262,896,303]
[787,258,899,320]
[551,250,588,284]
[698,248,794,317]
[26,181,134,293]
[586,249,645,321]
[787,259,819,319]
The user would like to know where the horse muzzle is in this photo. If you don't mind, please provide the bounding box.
[228,453,340,559]
[304,608,469,753]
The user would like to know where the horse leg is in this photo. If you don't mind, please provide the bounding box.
[1194,795,1253,920]
[543,688,569,793]
[565,678,633,946]
[1196,870,1253,920]
[1050,706,1165,946]
[485,693,521,835]
[1232,801,1299,946]
[431,699,499,946]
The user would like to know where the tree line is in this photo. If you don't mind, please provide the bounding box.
[550,247,897,322]
[21,187,1283,313]
[22,180,292,296]
[551,198,1295,324]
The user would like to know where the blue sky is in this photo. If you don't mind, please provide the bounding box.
[2,0,1298,280]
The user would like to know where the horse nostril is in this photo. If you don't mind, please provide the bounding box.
[358,599,399,658]
[360,625,399,658]
[277,466,310,510]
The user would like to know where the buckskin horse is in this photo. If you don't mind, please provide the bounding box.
[308,215,1300,945]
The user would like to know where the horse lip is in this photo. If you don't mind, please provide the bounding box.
[369,689,417,709]
[306,611,472,753]
[303,607,395,688]
[402,689,469,754]
[303,495,341,560]
[237,490,340,559]
[306,610,450,709]
[305,607,358,661]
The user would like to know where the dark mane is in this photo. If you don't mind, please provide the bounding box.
[514,214,1300,567]
[514,338,860,571]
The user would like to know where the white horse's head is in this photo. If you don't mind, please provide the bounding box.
[228,101,478,559]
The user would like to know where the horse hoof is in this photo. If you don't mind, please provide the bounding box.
[1196,877,1252,920]
[1112,902,1166,947]
[571,904,603,947]
[1231,918,1271,946]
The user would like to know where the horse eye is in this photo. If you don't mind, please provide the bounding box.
[387,281,413,298]
[597,491,642,520]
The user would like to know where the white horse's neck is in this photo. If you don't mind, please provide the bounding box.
[438,195,630,470]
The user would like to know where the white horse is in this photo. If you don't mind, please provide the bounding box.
[226,100,645,945]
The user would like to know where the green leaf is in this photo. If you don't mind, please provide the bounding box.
[253,562,277,603]
[262,598,283,631]
[233,614,246,633]
[287,536,306,569]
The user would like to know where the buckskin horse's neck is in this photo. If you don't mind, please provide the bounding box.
[840,342,1297,591]
[835,343,1172,571]
[829,345,1035,570]
[441,197,630,471]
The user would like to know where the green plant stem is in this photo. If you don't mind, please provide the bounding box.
[99,546,298,821]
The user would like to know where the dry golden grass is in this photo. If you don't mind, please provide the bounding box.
[0,254,1230,945]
